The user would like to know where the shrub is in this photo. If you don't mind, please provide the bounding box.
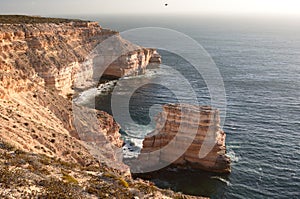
[0,166,27,188]
[61,172,79,184]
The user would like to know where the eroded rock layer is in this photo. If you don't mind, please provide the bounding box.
[141,104,231,173]
[0,21,161,96]
[0,19,134,168]
[0,16,208,198]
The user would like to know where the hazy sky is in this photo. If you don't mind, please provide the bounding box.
[0,0,300,16]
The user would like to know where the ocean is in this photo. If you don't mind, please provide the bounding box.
[71,14,300,198]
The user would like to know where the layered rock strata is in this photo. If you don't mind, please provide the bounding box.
[0,20,161,96]
[0,18,160,165]
[141,104,231,173]
[0,16,209,198]
[0,17,152,169]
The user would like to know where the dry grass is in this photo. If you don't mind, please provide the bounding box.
[0,140,202,198]
[0,15,85,24]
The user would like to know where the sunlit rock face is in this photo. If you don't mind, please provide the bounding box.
[0,19,151,171]
[0,21,161,97]
[141,104,231,173]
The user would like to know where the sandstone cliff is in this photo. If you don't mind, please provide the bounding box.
[0,18,161,97]
[0,15,206,198]
[0,15,162,166]
[0,16,160,155]
[93,35,161,79]
[0,19,123,166]
[140,104,231,173]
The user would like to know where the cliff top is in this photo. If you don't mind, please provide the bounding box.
[0,15,88,24]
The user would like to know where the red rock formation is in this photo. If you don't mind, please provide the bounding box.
[140,104,231,173]
[102,47,161,78]
[0,16,210,198]
[0,19,133,169]
[0,21,161,97]
[91,35,161,81]
[0,20,160,167]
[97,110,123,148]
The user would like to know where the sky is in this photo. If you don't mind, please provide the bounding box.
[0,0,300,16]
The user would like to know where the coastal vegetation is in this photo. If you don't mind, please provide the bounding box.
[0,15,84,24]
[0,140,197,198]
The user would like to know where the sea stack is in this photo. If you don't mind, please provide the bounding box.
[140,104,231,173]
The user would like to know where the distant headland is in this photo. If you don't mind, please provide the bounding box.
[0,15,85,24]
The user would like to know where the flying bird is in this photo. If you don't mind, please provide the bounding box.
[165,3,168,6]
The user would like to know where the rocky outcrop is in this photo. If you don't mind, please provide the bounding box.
[141,104,231,173]
[96,110,123,148]
[0,82,127,167]
[0,17,130,167]
[0,21,106,96]
[102,47,161,78]
[0,20,161,97]
[147,50,161,69]
[0,17,159,166]
[0,16,208,198]
[91,35,161,82]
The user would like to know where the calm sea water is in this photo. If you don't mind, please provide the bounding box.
[70,15,300,198]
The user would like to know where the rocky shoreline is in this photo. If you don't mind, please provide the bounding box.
[0,15,229,198]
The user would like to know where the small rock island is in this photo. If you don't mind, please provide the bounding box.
[141,104,231,173]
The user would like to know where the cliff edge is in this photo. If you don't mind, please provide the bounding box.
[0,15,206,199]
[0,15,161,97]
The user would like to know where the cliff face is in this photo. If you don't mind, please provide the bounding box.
[0,21,160,96]
[98,36,161,78]
[0,16,209,198]
[141,104,231,173]
[0,22,104,96]
[0,20,151,167]
[0,20,161,162]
